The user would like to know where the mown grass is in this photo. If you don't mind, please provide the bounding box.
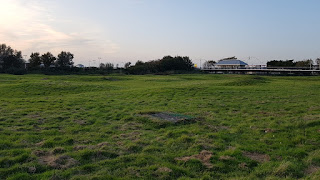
[0,74,319,179]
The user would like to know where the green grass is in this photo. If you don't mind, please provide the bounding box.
[0,74,319,179]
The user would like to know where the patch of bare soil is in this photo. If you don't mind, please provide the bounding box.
[74,120,87,125]
[28,166,37,173]
[96,142,109,148]
[227,146,237,151]
[175,150,213,168]
[264,128,275,133]
[142,112,194,123]
[35,141,45,147]
[156,167,173,173]
[305,165,320,175]
[238,162,248,169]
[33,150,78,169]
[40,155,78,169]
[242,151,270,163]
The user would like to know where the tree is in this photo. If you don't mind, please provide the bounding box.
[29,52,41,68]
[105,63,114,70]
[56,51,74,67]
[267,60,296,67]
[160,56,194,71]
[41,52,56,68]
[135,60,144,66]
[295,59,313,67]
[181,56,194,71]
[99,62,114,71]
[124,62,131,69]
[203,60,216,69]
[99,63,106,69]
[0,44,24,70]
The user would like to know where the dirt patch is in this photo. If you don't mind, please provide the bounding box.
[141,112,195,123]
[175,150,213,168]
[242,151,270,163]
[227,146,237,151]
[28,166,37,173]
[264,128,275,133]
[156,167,173,173]
[35,141,45,147]
[97,142,109,148]
[74,120,87,125]
[39,155,78,169]
[34,149,78,169]
[305,165,320,175]
[238,162,248,169]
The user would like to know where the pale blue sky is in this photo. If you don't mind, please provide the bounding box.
[1,0,320,66]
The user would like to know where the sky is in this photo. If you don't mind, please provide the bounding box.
[1,0,320,66]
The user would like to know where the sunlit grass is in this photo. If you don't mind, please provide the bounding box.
[0,74,319,179]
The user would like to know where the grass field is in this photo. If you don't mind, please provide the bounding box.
[0,74,319,179]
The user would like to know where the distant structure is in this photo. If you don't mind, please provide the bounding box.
[215,57,248,69]
[75,64,85,68]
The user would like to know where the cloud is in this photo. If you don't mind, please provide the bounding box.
[0,0,119,61]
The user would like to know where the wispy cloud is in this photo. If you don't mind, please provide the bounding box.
[0,0,119,62]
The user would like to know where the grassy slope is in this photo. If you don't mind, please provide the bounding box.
[0,74,319,179]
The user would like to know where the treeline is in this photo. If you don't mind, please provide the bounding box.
[0,43,195,75]
[127,56,194,74]
[0,44,74,74]
[0,44,25,74]
[28,51,74,69]
[267,59,319,67]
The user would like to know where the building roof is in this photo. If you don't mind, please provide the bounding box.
[216,59,248,66]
